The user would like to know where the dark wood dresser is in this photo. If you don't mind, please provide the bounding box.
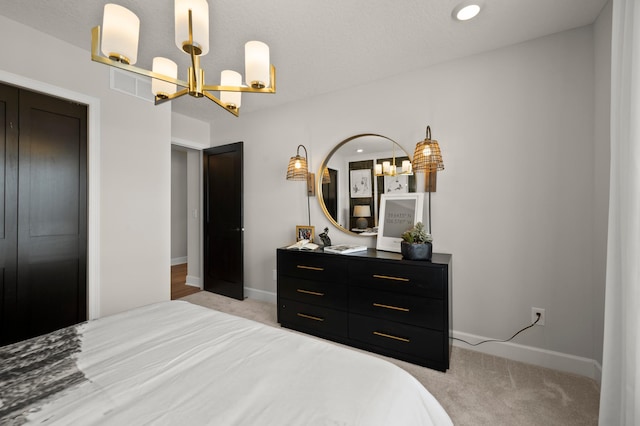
[277,248,452,371]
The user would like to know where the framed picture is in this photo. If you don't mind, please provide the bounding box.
[350,169,372,198]
[384,174,409,194]
[376,193,424,253]
[296,225,315,242]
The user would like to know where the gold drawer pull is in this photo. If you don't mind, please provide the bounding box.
[373,274,409,282]
[297,265,324,271]
[297,289,325,297]
[373,303,409,312]
[373,331,410,343]
[297,313,324,322]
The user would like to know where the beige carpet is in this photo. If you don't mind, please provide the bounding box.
[180,291,600,425]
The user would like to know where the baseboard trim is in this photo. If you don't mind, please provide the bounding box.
[185,275,201,289]
[244,287,277,304]
[171,257,187,266]
[452,330,602,382]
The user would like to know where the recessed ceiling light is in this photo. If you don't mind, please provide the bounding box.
[453,3,481,21]
[356,148,364,153]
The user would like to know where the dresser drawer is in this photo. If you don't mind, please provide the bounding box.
[279,276,347,310]
[349,260,445,299]
[349,286,443,330]
[279,298,348,338]
[349,313,445,364]
[278,250,348,283]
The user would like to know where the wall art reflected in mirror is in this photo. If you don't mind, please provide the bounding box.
[318,134,435,236]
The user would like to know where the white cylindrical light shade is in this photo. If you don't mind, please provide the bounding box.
[245,41,270,88]
[101,4,140,64]
[382,161,391,173]
[220,70,242,109]
[175,0,210,55]
[402,160,412,174]
[152,57,178,97]
[374,164,383,175]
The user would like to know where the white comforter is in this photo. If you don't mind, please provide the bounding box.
[13,301,452,425]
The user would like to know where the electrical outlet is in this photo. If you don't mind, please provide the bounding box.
[532,307,545,326]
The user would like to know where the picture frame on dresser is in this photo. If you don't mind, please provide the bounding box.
[296,225,315,242]
[376,193,424,253]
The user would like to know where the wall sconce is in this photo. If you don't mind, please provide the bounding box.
[412,126,445,234]
[286,144,314,225]
[353,205,372,229]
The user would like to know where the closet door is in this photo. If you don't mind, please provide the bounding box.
[0,84,19,344]
[14,90,87,341]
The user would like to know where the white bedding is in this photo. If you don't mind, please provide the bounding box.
[2,301,452,425]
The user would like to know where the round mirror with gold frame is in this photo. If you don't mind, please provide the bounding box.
[317,134,416,236]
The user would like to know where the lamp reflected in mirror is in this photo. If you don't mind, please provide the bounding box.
[353,205,372,229]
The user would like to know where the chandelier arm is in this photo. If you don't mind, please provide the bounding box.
[154,88,189,105]
[187,10,200,87]
[202,91,240,117]
[91,26,188,88]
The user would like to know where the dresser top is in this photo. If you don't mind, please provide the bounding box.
[279,247,451,266]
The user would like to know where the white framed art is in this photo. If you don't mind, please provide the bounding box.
[349,169,372,198]
[376,193,424,253]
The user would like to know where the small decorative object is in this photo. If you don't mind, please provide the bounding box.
[400,222,433,261]
[318,227,332,247]
[296,225,315,242]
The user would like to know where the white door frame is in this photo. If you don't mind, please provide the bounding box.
[0,70,101,319]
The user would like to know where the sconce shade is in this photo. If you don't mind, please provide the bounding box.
[101,4,140,64]
[220,70,242,109]
[353,205,371,217]
[322,168,331,184]
[152,57,178,98]
[175,0,210,55]
[245,41,270,88]
[286,155,308,180]
[412,126,445,172]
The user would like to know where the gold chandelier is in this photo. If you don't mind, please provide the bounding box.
[91,1,276,117]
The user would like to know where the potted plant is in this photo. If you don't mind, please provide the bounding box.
[400,222,433,261]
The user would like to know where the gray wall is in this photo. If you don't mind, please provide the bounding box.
[171,148,188,263]
[210,22,609,377]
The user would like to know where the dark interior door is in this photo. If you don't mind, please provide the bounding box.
[203,142,243,300]
[0,83,87,345]
[0,84,19,344]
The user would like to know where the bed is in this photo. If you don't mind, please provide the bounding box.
[1,301,452,425]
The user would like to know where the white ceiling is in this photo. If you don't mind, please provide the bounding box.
[0,0,607,124]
